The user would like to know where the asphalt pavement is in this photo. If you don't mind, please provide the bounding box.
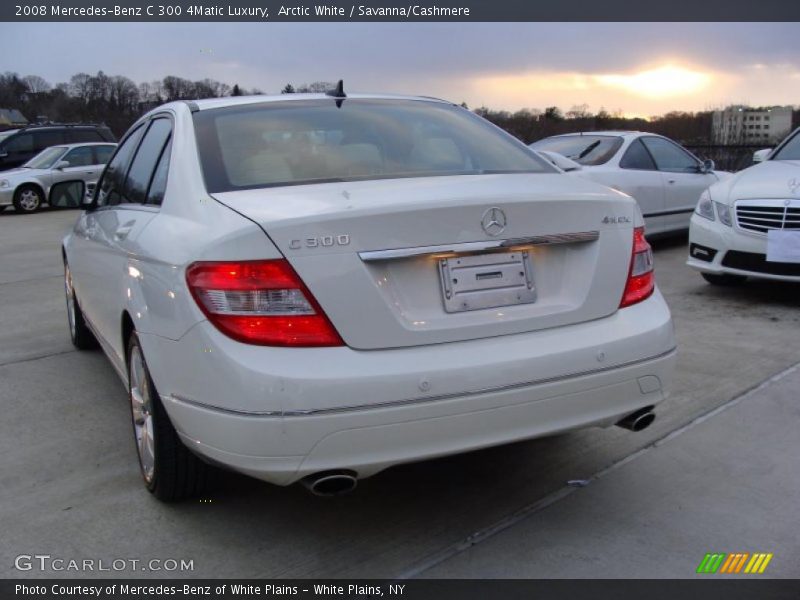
[1,208,798,579]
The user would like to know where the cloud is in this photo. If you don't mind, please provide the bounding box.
[0,22,798,114]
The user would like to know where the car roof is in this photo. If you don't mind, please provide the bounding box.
[166,93,452,113]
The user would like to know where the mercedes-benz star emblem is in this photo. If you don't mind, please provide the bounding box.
[481,207,507,236]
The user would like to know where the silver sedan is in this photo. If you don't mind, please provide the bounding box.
[0,142,116,213]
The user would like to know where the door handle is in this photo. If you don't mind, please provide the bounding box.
[667,179,676,184]
[114,225,133,240]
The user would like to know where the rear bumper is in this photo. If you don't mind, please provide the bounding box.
[142,290,675,485]
[687,214,800,282]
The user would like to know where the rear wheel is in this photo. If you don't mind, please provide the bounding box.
[702,272,747,286]
[13,185,43,213]
[127,333,210,501]
[64,261,98,349]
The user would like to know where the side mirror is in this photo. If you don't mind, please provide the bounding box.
[700,159,715,173]
[54,160,70,170]
[752,148,772,163]
[49,180,86,209]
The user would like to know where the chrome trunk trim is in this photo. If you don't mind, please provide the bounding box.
[358,231,600,262]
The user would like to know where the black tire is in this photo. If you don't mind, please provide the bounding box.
[701,272,747,286]
[13,184,43,213]
[127,332,210,502]
[64,261,98,350]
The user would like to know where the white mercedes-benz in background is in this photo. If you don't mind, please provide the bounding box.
[688,126,800,285]
[530,132,730,236]
[58,91,676,500]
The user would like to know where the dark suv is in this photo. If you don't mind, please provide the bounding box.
[0,124,117,171]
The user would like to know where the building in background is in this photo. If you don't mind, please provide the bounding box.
[712,106,792,145]
[0,108,28,128]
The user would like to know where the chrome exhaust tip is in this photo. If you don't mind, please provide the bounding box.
[616,406,656,432]
[302,471,358,497]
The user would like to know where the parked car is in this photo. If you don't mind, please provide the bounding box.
[530,132,730,236]
[0,124,116,172]
[58,92,675,501]
[687,126,800,284]
[0,143,116,213]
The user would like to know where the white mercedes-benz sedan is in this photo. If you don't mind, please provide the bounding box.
[58,91,676,500]
[687,126,800,285]
[530,132,730,236]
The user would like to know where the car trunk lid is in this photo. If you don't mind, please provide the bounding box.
[212,173,637,350]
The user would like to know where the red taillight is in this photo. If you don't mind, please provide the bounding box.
[186,260,344,347]
[619,227,655,308]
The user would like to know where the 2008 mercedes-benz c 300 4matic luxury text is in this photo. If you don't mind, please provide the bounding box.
[58,89,676,500]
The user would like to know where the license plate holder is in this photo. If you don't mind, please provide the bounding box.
[438,251,536,313]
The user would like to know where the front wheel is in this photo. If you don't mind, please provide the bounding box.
[13,185,43,213]
[127,333,210,501]
[701,272,747,286]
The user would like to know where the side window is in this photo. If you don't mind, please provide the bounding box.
[67,130,104,143]
[33,130,65,151]
[124,118,172,205]
[5,133,34,153]
[619,139,656,171]
[93,145,115,165]
[146,138,172,206]
[61,146,94,168]
[96,125,145,207]
[640,137,699,173]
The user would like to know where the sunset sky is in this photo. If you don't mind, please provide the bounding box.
[3,22,799,118]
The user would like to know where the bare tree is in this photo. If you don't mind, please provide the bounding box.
[23,75,51,94]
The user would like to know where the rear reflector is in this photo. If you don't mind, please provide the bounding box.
[619,227,655,308]
[186,260,344,347]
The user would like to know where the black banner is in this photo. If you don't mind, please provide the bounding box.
[4,580,800,600]
[3,0,800,22]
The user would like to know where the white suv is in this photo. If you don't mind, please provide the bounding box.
[59,91,676,500]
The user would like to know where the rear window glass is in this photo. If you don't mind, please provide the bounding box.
[193,99,553,193]
[530,135,623,166]
[67,129,104,143]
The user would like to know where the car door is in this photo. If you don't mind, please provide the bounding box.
[69,118,172,367]
[610,138,668,234]
[640,136,716,232]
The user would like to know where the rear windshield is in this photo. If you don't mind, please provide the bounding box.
[530,135,623,166]
[193,99,553,192]
[772,129,800,161]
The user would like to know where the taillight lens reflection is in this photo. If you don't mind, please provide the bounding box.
[619,227,655,308]
[186,260,344,347]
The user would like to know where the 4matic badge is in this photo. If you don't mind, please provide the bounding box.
[602,215,632,224]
